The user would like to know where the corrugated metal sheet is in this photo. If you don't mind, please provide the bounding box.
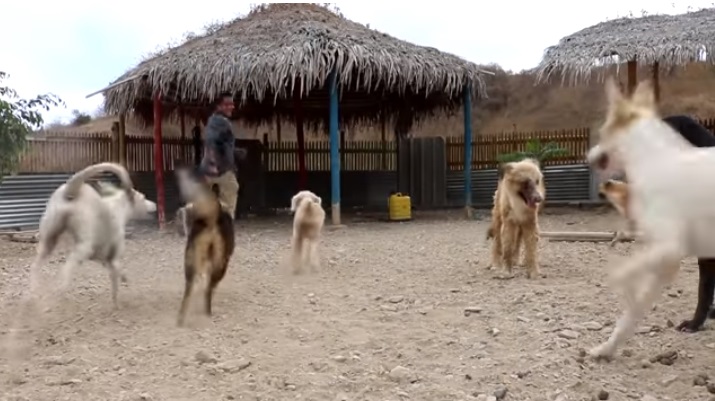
[0,172,119,231]
[447,164,592,207]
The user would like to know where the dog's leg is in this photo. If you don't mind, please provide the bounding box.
[677,258,715,332]
[308,239,320,272]
[501,221,518,276]
[290,233,303,274]
[590,244,682,360]
[514,228,524,267]
[205,282,216,316]
[177,280,192,327]
[58,242,93,295]
[523,223,540,279]
[106,259,123,309]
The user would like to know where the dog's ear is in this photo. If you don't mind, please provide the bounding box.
[290,194,300,212]
[498,163,514,179]
[313,194,322,206]
[605,77,623,106]
[631,79,656,110]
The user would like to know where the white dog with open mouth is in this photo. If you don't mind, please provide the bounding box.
[586,78,715,360]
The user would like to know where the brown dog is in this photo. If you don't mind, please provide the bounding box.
[598,179,637,246]
[177,179,235,327]
[487,158,545,278]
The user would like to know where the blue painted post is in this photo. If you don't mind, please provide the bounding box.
[463,83,473,217]
[329,69,341,225]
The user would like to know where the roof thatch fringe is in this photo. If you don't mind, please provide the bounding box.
[535,8,715,85]
[103,3,487,131]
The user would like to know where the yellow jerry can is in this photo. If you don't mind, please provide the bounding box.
[388,192,412,221]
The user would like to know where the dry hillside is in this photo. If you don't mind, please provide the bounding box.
[47,62,715,140]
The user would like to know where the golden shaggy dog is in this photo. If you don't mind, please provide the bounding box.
[487,158,545,278]
[290,190,325,274]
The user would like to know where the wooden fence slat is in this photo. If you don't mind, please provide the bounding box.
[15,119,715,174]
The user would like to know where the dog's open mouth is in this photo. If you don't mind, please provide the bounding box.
[519,191,540,209]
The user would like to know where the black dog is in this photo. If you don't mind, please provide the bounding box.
[661,115,715,332]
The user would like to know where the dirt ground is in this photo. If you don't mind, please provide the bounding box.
[1,208,715,401]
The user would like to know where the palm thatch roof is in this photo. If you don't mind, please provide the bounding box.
[535,8,715,85]
[103,3,487,134]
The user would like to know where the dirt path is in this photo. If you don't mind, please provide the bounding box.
[1,209,714,401]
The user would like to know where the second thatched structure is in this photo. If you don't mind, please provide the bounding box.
[534,8,715,99]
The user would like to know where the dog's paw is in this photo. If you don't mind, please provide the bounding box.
[676,319,703,333]
[588,342,616,361]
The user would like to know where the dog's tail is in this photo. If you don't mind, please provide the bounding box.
[63,162,133,201]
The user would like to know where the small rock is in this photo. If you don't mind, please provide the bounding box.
[596,389,609,400]
[583,321,604,331]
[621,349,634,358]
[650,350,678,366]
[195,350,218,364]
[707,382,715,394]
[388,295,405,304]
[216,358,251,373]
[139,394,153,401]
[488,328,501,337]
[516,370,530,378]
[705,343,715,349]
[389,366,416,383]
[475,395,488,401]
[558,329,580,340]
[464,306,483,316]
[332,355,347,363]
[694,373,708,386]
[666,319,675,328]
[493,386,508,400]
[640,396,658,401]
[380,304,398,312]
[486,396,497,401]
[640,359,653,369]
[636,326,652,334]
[465,373,473,380]
[516,316,530,323]
[42,356,76,366]
[661,374,679,387]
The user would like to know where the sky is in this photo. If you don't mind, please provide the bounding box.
[1,0,713,125]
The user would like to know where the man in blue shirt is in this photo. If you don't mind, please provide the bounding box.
[199,92,240,219]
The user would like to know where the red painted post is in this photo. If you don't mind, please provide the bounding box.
[153,91,165,229]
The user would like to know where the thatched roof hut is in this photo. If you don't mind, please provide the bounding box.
[103,3,487,132]
[535,8,715,85]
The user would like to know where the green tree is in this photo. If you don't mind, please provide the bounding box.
[0,71,63,179]
[70,109,92,126]
[496,138,569,166]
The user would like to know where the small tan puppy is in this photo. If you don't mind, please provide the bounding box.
[290,190,325,274]
[599,179,637,246]
[487,158,545,278]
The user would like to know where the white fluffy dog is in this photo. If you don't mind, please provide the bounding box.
[290,190,325,274]
[28,162,157,307]
[586,78,715,360]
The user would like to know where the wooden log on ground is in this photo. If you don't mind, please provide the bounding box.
[541,231,637,243]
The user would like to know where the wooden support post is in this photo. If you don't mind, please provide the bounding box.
[380,106,387,170]
[179,107,187,163]
[153,92,166,229]
[627,59,637,95]
[463,83,473,218]
[652,61,661,103]
[293,90,307,190]
[276,116,282,143]
[328,68,341,225]
[118,113,127,167]
[111,121,120,163]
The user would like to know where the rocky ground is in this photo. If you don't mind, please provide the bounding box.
[1,208,715,401]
